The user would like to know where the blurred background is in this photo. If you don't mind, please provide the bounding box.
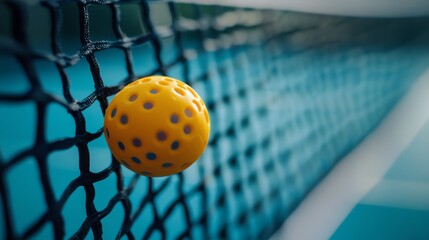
[1,1,429,239]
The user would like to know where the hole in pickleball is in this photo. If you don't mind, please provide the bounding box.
[118,141,125,151]
[132,138,141,147]
[129,94,138,102]
[131,157,141,164]
[141,77,151,83]
[162,163,172,168]
[141,171,152,175]
[181,162,190,169]
[150,89,158,94]
[111,108,117,118]
[192,99,202,112]
[158,80,169,86]
[187,87,199,98]
[170,114,179,124]
[173,87,186,96]
[105,128,110,138]
[157,131,167,141]
[129,81,139,86]
[176,81,186,88]
[146,152,157,160]
[143,102,153,110]
[120,115,128,124]
[204,109,210,124]
[171,141,179,150]
[184,108,193,118]
[176,84,186,90]
[184,125,191,135]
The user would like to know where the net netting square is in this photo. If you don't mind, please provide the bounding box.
[0,0,429,239]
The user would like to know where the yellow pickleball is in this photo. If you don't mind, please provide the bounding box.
[103,76,210,177]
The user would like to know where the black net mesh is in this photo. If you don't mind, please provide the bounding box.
[1,0,429,239]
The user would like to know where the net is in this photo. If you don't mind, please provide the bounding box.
[1,0,429,239]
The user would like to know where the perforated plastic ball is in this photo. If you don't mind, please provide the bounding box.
[103,76,210,177]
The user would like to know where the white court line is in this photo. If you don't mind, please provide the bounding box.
[271,67,429,240]
[178,0,429,17]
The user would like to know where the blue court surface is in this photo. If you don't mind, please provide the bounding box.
[273,69,429,239]
[332,120,429,240]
